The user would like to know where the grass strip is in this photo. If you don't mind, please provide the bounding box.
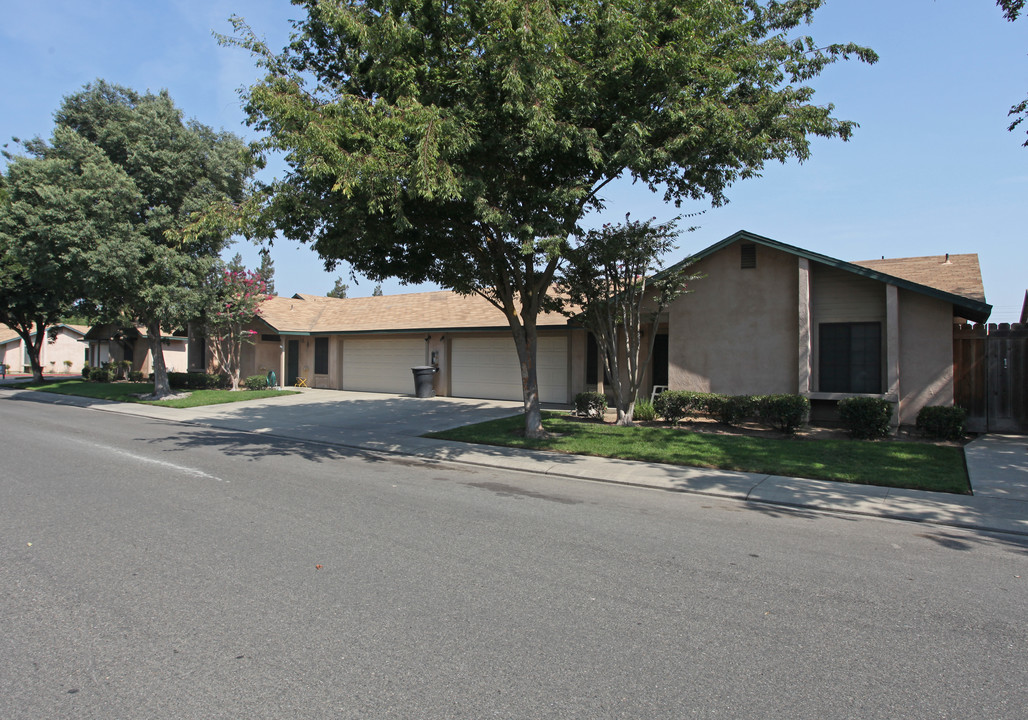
[428,412,969,494]
[8,379,299,408]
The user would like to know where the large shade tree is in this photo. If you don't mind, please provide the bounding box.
[0,127,141,382]
[229,0,876,436]
[54,81,253,397]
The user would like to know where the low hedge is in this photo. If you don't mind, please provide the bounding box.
[89,366,115,383]
[704,394,754,426]
[574,391,607,419]
[916,405,966,440]
[838,397,893,439]
[653,391,714,424]
[168,372,228,390]
[244,374,270,391]
[754,394,811,434]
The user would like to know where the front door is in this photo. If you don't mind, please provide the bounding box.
[287,339,299,386]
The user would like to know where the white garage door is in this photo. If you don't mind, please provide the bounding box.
[342,337,426,393]
[451,335,568,404]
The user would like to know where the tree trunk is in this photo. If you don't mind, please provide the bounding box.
[29,332,45,384]
[615,401,636,426]
[147,321,173,398]
[14,323,46,383]
[511,321,546,439]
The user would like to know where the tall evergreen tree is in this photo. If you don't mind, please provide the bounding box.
[259,249,276,295]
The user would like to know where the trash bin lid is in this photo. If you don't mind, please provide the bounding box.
[411,365,438,371]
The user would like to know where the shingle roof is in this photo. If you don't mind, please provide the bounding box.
[258,289,571,335]
[667,230,992,323]
[0,322,89,344]
[851,254,986,303]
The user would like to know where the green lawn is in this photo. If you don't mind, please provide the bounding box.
[8,379,298,408]
[428,412,970,494]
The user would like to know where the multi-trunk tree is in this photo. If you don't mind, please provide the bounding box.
[229,0,876,437]
[559,216,700,425]
[204,266,267,391]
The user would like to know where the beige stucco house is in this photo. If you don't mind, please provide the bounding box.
[228,230,990,427]
[238,291,583,404]
[82,324,191,376]
[0,323,91,374]
[658,231,991,425]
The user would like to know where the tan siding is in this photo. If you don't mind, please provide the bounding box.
[897,290,954,424]
[810,264,887,393]
[810,265,886,323]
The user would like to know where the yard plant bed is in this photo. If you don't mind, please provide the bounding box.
[8,379,298,408]
[428,412,970,494]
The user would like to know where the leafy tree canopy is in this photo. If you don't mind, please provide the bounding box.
[228,0,875,434]
[997,0,1028,144]
[48,81,253,396]
[0,126,141,381]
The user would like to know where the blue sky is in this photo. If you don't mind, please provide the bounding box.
[1,1,1025,321]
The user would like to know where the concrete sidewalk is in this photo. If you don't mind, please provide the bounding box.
[5,386,1027,536]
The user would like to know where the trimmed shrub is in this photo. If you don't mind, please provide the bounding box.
[574,391,607,419]
[704,394,754,426]
[632,399,656,422]
[654,390,712,424]
[168,372,228,390]
[755,394,810,434]
[128,370,144,382]
[244,374,269,391]
[916,405,966,440]
[82,363,91,378]
[89,366,115,383]
[837,397,893,439]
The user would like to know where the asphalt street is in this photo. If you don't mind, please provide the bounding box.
[1,400,1026,719]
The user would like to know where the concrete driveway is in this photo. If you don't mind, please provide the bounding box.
[106,388,528,447]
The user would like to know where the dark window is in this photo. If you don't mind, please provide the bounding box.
[586,333,598,385]
[741,243,757,269]
[261,334,280,343]
[314,337,329,375]
[651,334,669,387]
[819,322,881,393]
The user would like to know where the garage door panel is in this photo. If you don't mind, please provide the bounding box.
[342,338,425,393]
[451,336,567,403]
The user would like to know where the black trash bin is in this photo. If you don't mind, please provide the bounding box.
[411,365,438,398]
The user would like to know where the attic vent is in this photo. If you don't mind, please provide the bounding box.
[740,243,757,269]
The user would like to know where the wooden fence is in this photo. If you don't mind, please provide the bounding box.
[954,323,1028,433]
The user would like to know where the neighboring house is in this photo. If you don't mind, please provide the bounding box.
[0,323,91,374]
[83,324,191,376]
[227,230,990,427]
[236,291,579,404]
[1020,290,1027,325]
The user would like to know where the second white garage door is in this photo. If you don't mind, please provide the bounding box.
[342,337,426,394]
[451,335,568,404]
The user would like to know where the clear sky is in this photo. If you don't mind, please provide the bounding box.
[2,1,1025,321]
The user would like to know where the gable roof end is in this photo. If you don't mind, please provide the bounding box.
[666,230,992,323]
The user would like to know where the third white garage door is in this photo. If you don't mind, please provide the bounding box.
[450,335,568,404]
[342,337,426,394]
